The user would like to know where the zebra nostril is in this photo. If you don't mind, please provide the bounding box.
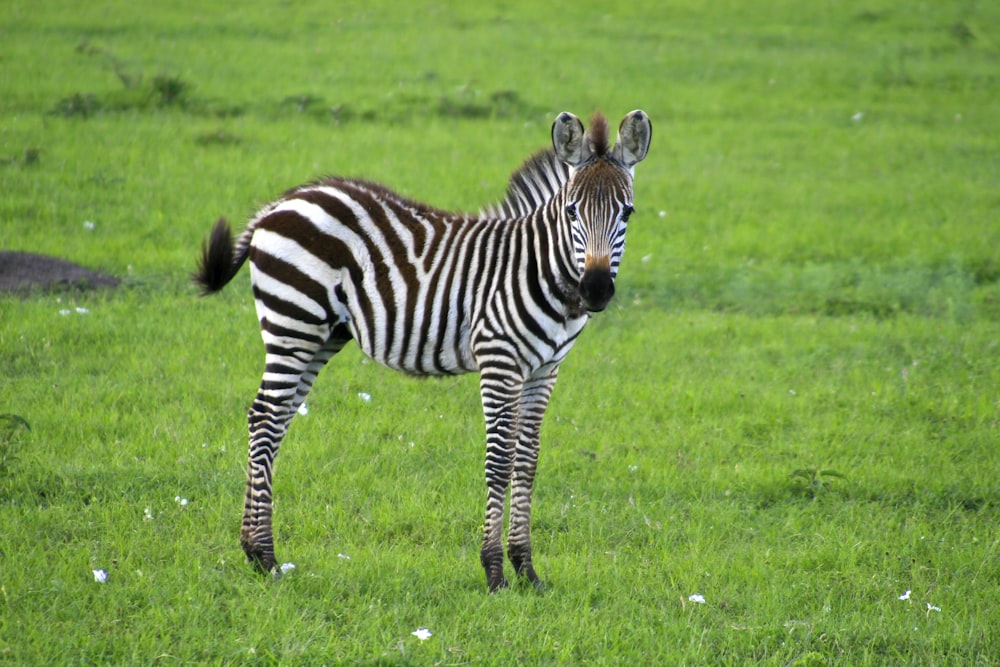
[579,269,615,312]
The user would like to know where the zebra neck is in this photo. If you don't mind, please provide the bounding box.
[520,204,588,319]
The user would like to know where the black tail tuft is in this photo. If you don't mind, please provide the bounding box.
[192,218,238,296]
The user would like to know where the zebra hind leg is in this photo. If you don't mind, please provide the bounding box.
[240,327,351,574]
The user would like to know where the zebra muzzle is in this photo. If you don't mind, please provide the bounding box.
[579,267,615,312]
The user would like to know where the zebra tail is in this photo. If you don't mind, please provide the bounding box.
[192,217,249,296]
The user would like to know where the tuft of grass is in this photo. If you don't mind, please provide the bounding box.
[0,414,30,478]
[50,72,206,118]
[790,468,847,500]
[194,129,243,147]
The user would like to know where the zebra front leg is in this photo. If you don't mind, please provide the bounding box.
[507,373,557,589]
[478,371,522,592]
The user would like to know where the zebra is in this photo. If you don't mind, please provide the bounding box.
[193,109,652,592]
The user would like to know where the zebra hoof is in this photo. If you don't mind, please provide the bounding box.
[248,555,277,576]
[516,572,545,593]
[242,544,277,575]
[487,574,510,593]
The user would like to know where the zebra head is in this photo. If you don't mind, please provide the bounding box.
[552,110,652,313]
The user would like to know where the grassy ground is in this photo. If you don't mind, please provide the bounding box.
[1,0,998,664]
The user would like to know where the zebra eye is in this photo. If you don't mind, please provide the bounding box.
[621,205,634,223]
[565,203,579,222]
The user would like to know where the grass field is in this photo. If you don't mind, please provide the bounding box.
[2,0,999,664]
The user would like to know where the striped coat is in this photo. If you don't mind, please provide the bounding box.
[194,110,651,591]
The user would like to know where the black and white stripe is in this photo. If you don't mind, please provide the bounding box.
[194,110,651,591]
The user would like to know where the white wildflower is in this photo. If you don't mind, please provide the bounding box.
[75,307,89,314]
[279,562,296,575]
[688,594,706,604]
[898,589,911,601]
[852,112,864,122]
[175,496,188,506]
[927,603,941,612]
[83,221,96,230]
[411,628,432,641]
[59,309,72,316]
[143,507,154,521]
[357,392,372,403]
[337,553,350,560]
[93,569,108,583]
[297,402,309,415]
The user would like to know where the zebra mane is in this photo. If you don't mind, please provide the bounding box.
[588,112,610,157]
[480,148,571,220]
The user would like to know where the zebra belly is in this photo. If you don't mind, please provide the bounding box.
[342,294,478,378]
[350,322,477,377]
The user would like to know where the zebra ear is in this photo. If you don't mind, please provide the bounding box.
[551,112,592,168]
[612,109,652,168]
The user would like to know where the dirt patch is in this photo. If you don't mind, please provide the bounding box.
[0,251,120,295]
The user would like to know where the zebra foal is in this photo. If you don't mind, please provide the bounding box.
[194,110,652,591]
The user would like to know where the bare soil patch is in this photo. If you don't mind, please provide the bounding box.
[0,251,120,294]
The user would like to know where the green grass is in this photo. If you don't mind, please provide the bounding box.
[2,0,999,664]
